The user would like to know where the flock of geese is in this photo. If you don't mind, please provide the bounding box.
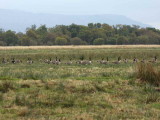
[1,56,158,65]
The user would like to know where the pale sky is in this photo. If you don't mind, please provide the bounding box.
[0,0,160,28]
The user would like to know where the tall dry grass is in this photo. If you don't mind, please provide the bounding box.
[136,63,160,86]
[0,45,160,50]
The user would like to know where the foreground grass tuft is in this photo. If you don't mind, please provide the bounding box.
[136,63,160,86]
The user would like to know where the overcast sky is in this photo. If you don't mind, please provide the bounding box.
[0,0,160,28]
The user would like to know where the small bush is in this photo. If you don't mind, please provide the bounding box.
[136,63,160,86]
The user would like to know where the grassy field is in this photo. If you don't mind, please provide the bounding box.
[0,45,160,120]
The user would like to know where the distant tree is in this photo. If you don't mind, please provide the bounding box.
[102,24,114,37]
[117,36,128,45]
[70,37,86,45]
[88,23,94,29]
[137,35,149,44]
[0,41,6,46]
[0,23,160,46]
[55,37,67,45]
[107,37,117,45]
[96,23,102,28]
[68,24,82,37]
[26,29,37,39]
[36,25,47,36]
[31,24,37,31]
[4,30,18,46]
[19,36,31,46]
[93,38,105,45]
[78,30,93,44]
[43,33,56,45]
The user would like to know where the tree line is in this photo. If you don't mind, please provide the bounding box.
[0,23,160,46]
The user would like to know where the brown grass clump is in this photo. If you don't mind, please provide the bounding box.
[136,63,160,86]
[0,81,15,93]
[17,107,29,117]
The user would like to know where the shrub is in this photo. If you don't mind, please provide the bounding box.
[136,63,160,86]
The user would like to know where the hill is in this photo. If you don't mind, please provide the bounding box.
[0,9,151,32]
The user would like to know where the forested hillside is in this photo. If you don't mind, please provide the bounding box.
[0,23,160,46]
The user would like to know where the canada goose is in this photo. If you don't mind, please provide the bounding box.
[80,60,87,65]
[27,58,33,64]
[79,57,92,65]
[52,57,61,65]
[44,59,49,64]
[141,59,145,63]
[51,57,57,64]
[112,57,121,64]
[16,59,22,63]
[49,58,53,64]
[11,58,16,64]
[133,58,138,63]
[57,59,61,65]
[76,60,82,64]
[76,56,84,64]
[88,57,92,65]
[65,59,73,65]
[46,58,52,64]
[154,56,157,63]
[99,58,108,64]
[123,58,128,63]
[149,56,157,63]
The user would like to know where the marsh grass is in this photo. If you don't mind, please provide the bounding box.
[0,46,160,119]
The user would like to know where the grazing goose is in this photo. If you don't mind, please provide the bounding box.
[99,58,108,64]
[46,58,52,64]
[154,56,157,63]
[149,56,157,63]
[76,60,81,64]
[16,59,22,63]
[79,57,92,65]
[27,58,33,64]
[57,59,61,65]
[11,58,16,64]
[112,57,121,64]
[44,59,50,64]
[141,59,145,63]
[65,59,73,65]
[88,57,92,65]
[123,58,128,63]
[133,58,138,63]
[52,57,58,64]
[76,56,84,64]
